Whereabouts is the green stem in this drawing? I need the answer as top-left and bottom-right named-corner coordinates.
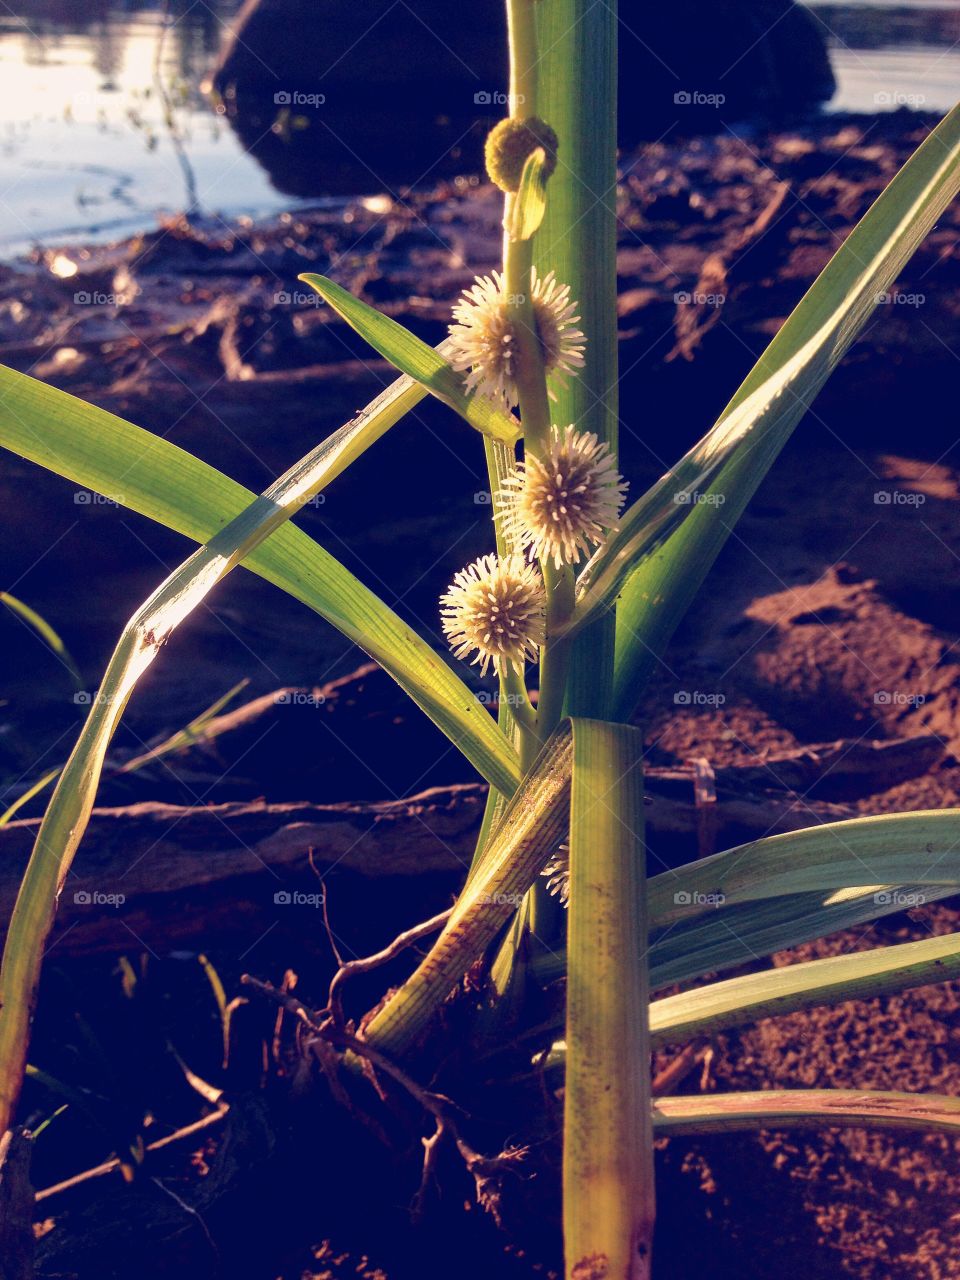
top-left (507, 0), bottom-right (539, 118)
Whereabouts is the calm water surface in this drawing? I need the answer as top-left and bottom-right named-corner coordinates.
top-left (0, 0), bottom-right (958, 257)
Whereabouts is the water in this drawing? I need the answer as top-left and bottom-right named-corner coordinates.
top-left (0, 0), bottom-right (958, 258)
top-left (0, 1), bottom-right (289, 255)
top-left (806, 0), bottom-right (960, 113)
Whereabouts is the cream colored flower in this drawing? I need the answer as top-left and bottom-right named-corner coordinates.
top-left (440, 553), bottom-right (546, 677)
top-left (448, 269), bottom-right (585, 409)
top-left (500, 424), bottom-right (627, 568)
top-left (542, 844), bottom-right (570, 907)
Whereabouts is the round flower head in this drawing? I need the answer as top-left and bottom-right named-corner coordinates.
top-left (500, 425), bottom-right (628, 569)
top-left (448, 269), bottom-right (585, 410)
top-left (440, 553), bottom-right (546, 678)
top-left (484, 116), bottom-right (559, 193)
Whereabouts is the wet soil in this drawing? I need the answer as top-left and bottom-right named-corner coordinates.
top-left (5, 110), bottom-right (960, 1278)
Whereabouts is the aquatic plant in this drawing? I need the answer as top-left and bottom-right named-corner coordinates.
top-left (4, 3), bottom-right (960, 1275)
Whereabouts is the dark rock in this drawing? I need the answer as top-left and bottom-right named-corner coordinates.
top-left (208, 0), bottom-right (834, 195)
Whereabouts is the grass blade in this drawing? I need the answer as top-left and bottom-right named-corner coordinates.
top-left (610, 101), bottom-right (960, 714)
top-left (649, 809), bottom-right (960, 925)
top-left (0, 361), bottom-right (519, 797)
top-left (362, 722), bottom-right (573, 1060)
top-left (0, 379), bottom-right (520, 1134)
top-left (647, 930), bottom-right (960, 1048)
top-left (1, 591), bottom-right (82, 689)
top-left (652, 1090), bottom-right (960, 1136)
top-left (298, 276), bottom-right (519, 444)
top-left (543, 929), bottom-right (960, 1065)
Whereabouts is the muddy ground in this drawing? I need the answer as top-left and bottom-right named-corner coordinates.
top-left (4, 110), bottom-right (960, 1277)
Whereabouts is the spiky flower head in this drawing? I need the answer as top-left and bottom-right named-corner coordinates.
top-left (448, 270), bottom-right (585, 410)
top-left (542, 844), bottom-right (570, 907)
top-left (440, 553), bottom-right (546, 677)
top-left (484, 116), bottom-right (559, 193)
top-left (500, 425), bottom-right (628, 569)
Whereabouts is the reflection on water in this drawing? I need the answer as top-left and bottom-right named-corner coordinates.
top-left (0, 0), bottom-right (287, 254)
top-left (807, 0), bottom-right (960, 111)
top-left (0, 0), bottom-right (958, 256)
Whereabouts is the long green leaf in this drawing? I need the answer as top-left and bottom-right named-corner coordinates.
top-left (611, 101), bottom-right (960, 714)
top-left (652, 1089), bottom-right (960, 1136)
top-left (650, 809), bottom-right (960, 925)
top-left (564, 720), bottom-right (654, 1280)
top-left (0, 370), bottom-right (519, 1134)
top-left (298, 276), bottom-right (519, 444)
top-left (542, 929), bottom-right (960, 1066)
top-left (0, 362), bottom-right (519, 797)
top-left (363, 722), bottom-right (573, 1059)
top-left (648, 929), bottom-right (960, 1047)
top-left (534, 810), bottom-right (960, 991)
top-left (647, 882), bottom-right (958, 992)
top-left (1, 590), bottom-right (82, 688)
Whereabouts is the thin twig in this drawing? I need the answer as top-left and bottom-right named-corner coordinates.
top-left (36, 1108), bottom-right (228, 1201)
top-left (327, 908), bottom-right (452, 1027)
